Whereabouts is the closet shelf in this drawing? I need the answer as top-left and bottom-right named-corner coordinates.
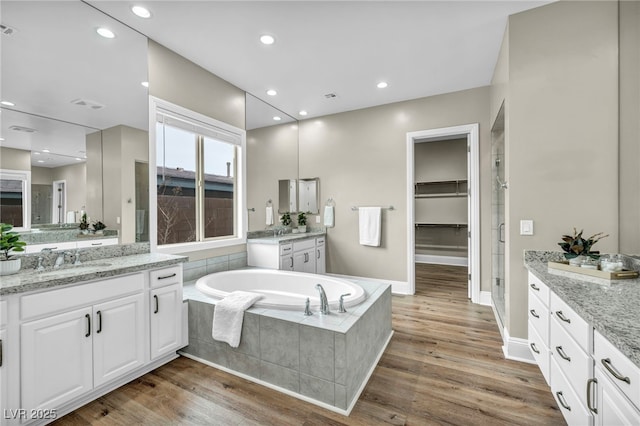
top-left (415, 223), bottom-right (468, 228)
top-left (415, 244), bottom-right (467, 251)
top-left (415, 193), bottom-right (467, 199)
top-left (415, 179), bottom-right (468, 197)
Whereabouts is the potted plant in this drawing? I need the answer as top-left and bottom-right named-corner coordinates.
top-left (79, 213), bottom-right (90, 235)
top-left (0, 223), bottom-right (26, 275)
top-left (93, 220), bottom-right (106, 235)
top-left (558, 228), bottom-right (609, 266)
top-left (280, 212), bottom-right (291, 227)
top-left (297, 211), bottom-right (307, 233)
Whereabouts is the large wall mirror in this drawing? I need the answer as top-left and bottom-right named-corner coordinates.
top-left (246, 94), bottom-right (299, 231)
top-left (0, 1), bottom-right (149, 243)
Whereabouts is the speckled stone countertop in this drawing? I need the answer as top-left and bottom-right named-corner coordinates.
top-left (1, 251), bottom-right (186, 296)
top-left (247, 230), bottom-right (325, 245)
top-left (524, 250), bottom-right (640, 369)
top-left (19, 228), bottom-right (118, 244)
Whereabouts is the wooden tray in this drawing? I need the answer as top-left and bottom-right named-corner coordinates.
top-left (548, 261), bottom-right (639, 280)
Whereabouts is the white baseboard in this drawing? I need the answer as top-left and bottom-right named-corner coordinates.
top-left (479, 290), bottom-right (492, 306)
top-left (415, 254), bottom-right (468, 267)
top-left (327, 273), bottom-right (411, 295)
top-left (502, 328), bottom-right (536, 364)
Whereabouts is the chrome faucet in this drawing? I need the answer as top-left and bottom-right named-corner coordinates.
top-left (315, 284), bottom-right (330, 315)
top-left (35, 256), bottom-right (45, 271)
top-left (54, 252), bottom-right (70, 268)
top-left (338, 293), bottom-right (351, 313)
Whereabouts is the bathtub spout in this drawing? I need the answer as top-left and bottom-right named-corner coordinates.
top-left (315, 284), bottom-right (330, 315)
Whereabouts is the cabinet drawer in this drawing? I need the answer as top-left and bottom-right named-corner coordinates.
top-left (150, 265), bottom-right (182, 288)
top-left (316, 237), bottom-right (325, 247)
top-left (550, 358), bottom-right (592, 426)
top-left (279, 243), bottom-right (293, 256)
top-left (21, 273), bottom-right (145, 320)
top-left (550, 292), bottom-right (591, 353)
top-left (0, 300), bottom-right (6, 327)
top-left (528, 289), bottom-right (549, 343)
top-left (76, 238), bottom-right (118, 248)
top-left (550, 315), bottom-right (592, 395)
top-left (594, 330), bottom-right (640, 408)
top-left (528, 272), bottom-right (549, 307)
top-left (292, 238), bottom-right (315, 252)
top-left (528, 321), bottom-right (550, 385)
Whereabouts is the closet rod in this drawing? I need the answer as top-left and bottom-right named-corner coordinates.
top-left (351, 206), bottom-right (395, 211)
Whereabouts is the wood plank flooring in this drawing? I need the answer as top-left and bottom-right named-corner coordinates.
top-left (53, 264), bottom-right (564, 425)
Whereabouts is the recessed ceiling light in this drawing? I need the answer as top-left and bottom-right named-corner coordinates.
top-left (141, 81), bottom-right (149, 88)
top-left (260, 35), bottom-right (275, 45)
top-left (37, 160), bottom-right (44, 163)
top-left (266, 89), bottom-right (277, 96)
top-left (273, 116), bottom-right (282, 121)
top-left (0, 100), bottom-right (15, 106)
top-left (377, 82), bottom-right (388, 89)
top-left (75, 157), bottom-right (83, 161)
top-left (42, 149), bottom-right (50, 153)
top-left (0, 138), bottom-right (5, 141)
top-left (131, 5), bottom-right (151, 18)
top-left (96, 27), bottom-right (115, 39)
top-left (33, 152), bottom-right (40, 155)
top-left (299, 110), bottom-right (308, 116)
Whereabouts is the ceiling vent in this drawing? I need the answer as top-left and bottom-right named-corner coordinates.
top-left (9, 125), bottom-right (37, 133)
top-left (70, 98), bottom-right (105, 110)
top-left (324, 93), bottom-right (338, 99)
top-left (0, 24), bottom-right (17, 36)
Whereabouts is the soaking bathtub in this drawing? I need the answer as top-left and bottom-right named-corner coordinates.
top-left (195, 268), bottom-right (367, 310)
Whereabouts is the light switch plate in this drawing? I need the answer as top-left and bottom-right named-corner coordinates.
top-left (315, 216), bottom-right (320, 224)
top-left (520, 219), bottom-right (534, 235)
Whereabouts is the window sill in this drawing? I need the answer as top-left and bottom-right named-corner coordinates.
top-left (157, 236), bottom-right (247, 255)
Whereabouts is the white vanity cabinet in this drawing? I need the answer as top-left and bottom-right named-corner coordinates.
top-left (24, 238), bottom-right (118, 254)
top-left (527, 273), bottom-right (550, 383)
top-left (248, 235), bottom-right (326, 274)
top-left (149, 266), bottom-right (184, 360)
top-left (593, 330), bottom-right (640, 425)
top-left (1, 300), bottom-right (7, 426)
top-left (20, 274), bottom-right (146, 412)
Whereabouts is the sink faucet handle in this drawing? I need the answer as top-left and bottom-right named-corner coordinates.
top-left (304, 297), bottom-right (313, 316)
top-left (338, 293), bottom-right (352, 313)
top-left (35, 256), bottom-right (45, 271)
top-left (73, 249), bottom-right (82, 265)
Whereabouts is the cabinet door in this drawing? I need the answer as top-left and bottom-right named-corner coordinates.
top-left (316, 244), bottom-right (326, 274)
top-left (0, 328), bottom-right (6, 426)
top-left (21, 307), bottom-right (93, 411)
top-left (293, 249), bottom-right (315, 273)
top-left (150, 284), bottom-right (183, 359)
top-left (279, 255), bottom-right (294, 271)
top-left (93, 293), bottom-right (146, 387)
top-left (596, 367), bottom-right (640, 426)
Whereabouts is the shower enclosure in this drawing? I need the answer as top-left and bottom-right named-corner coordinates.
top-left (491, 105), bottom-right (506, 328)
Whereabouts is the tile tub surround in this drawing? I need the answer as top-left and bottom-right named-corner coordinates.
top-left (181, 279), bottom-right (393, 414)
top-left (247, 228), bottom-right (326, 244)
top-left (182, 252), bottom-right (248, 282)
top-left (1, 243), bottom-right (185, 295)
top-left (524, 250), bottom-right (640, 369)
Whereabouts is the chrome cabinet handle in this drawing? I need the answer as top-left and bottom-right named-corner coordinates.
top-left (85, 314), bottom-right (91, 337)
top-left (0, 339), bottom-right (3, 367)
top-left (289, 258), bottom-right (294, 268)
top-left (556, 346), bottom-right (571, 362)
top-left (304, 253), bottom-right (309, 263)
top-left (601, 358), bottom-right (631, 384)
top-left (91, 242), bottom-right (102, 246)
top-left (530, 283), bottom-right (540, 291)
top-left (530, 342), bottom-right (540, 354)
top-left (317, 249), bottom-right (320, 259)
top-left (158, 273), bottom-right (177, 280)
top-left (587, 378), bottom-right (598, 414)
top-left (96, 311), bottom-right (102, 334)
top-left (498, 223), bottom-right (505, 243)
top-left (154, 294), bottom-right (159, 314)
top-left (555, 391), bottom-right (571, 411)
top-left (556, 311), bottom-right (571, 323)
top-left (529, 309), bottom-right (539, 319)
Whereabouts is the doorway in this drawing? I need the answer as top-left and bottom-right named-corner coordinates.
top-left (406, 124), bottom-right (480, 302)
top-left (52, 180), bottom-right (66, 224)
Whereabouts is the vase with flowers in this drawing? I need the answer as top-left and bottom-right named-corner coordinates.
top-left (558, 228), bottom-right (609, 266)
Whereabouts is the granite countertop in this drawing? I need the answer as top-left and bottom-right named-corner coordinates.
top-left (247, 231), bottom-right (325, 245)
top-left (19, 228), bottom-right (118, 244)
top-left (524, 251), bottom-right (640, 369)
top-left (1, 252), bottom-right (186, 296)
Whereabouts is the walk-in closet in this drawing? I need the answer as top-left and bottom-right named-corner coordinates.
top-left (414, 138), bottom-right (468, 266)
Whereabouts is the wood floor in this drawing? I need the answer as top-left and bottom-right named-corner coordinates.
top-left (53, 264), bottom-right (564, 425)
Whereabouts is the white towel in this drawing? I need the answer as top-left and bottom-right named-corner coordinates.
top-left (66, 211), bottom-right (76, 223)
top-left (265, 206), bottom-right (274, 226)
top-left (136, 210), bottom-right (145, 234)
top-left (359, 207), bottom-right (381, 247)
top-left (212, 291), bottom-right (263, 348)
top-left (324, 206), bottom-right (334, 228)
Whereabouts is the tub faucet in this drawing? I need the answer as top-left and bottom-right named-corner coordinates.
top-left (315, 284), bottom-right (330, 315)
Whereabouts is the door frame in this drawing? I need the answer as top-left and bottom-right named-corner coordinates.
top-left (406, 123), bottom-right (480, 302)
top-left (52, 179), bottom-right (67, 224)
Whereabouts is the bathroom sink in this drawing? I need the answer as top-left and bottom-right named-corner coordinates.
top-left (34, 263), bottom-right (113, 276)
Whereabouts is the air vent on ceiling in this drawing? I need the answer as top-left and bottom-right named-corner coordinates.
top-left (9, 125), bottom-right (37, 133)
top-left (0, 24), bottom-right (18, 36)
top-left (70, 98), bottom-right (105, 110)
top-left (324, 93), bottom-right (338, 99)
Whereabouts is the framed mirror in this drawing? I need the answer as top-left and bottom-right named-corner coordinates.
top-left (0, 1), bottom-right (149, 243)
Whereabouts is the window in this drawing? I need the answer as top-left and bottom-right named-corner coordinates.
top-left (150, 98), bottom-right (246, 252)
top-left (0, 169), bottom-right (31, 230)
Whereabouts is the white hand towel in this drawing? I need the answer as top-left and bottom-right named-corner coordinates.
top-left (324, 206), bottom-right (335, 228)
top-left (212, 291), bottom-right (263, 348)
top-left (66, 211), bottom-right (76, 224)
top-left (265, 206), bottom-right (274, 226)
top-left (359, 207), bottom-right (381, 247)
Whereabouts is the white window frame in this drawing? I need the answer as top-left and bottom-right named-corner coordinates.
top-left (149, 97), bottom-right (247, 254)
top-left (0, 169), bottom-right (31, 231)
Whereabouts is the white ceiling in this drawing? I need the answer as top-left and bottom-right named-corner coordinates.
top-left (90, 0), bottom-right (551, 121)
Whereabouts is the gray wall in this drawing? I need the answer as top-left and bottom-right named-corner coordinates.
top-left (299, 87), bottom-right (492, 287)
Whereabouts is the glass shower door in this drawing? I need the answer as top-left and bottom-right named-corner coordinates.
top-left (491, 107), bottom-right (506, 327)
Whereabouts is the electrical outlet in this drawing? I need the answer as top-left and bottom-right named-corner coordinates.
top-left (520, 220), bottom-right (533, 235)
top-left (315, 216), bottom-right (320, 224)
